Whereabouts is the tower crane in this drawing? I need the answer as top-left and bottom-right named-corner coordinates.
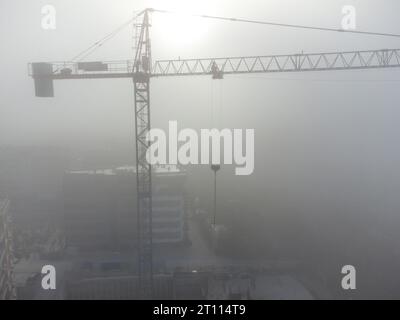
top-left (29, 8), bottom-right (400, 299)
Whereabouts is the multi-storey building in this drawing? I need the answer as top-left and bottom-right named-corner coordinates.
top-left (0, 198), bottom-right (16, 300)
top-left (63, 165), bottom-right (187, 250)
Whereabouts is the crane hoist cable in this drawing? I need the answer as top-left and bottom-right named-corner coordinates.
top-left (68, 8), bottom-right (400, 66)
top-left (211, 80), bottom-right (215, 127)
top-left (69, 7), bottom-right (400, 65)
top-left (218, 80), bottom-right (223, 128)
top-left (51, 14), bottom-right (137, 74)
top-left (69, 11), bottom-right (146, 63)
top-left (210, 79), bottom-right (224, 129)
top-left (153, 8), bottom-right (400, 39)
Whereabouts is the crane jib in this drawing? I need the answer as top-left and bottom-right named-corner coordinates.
top-left (30, 48), bottom-right (400, 97)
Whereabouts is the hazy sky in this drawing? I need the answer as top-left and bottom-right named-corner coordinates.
top-left (2, 0), bottom-right (400, 146)
top-left (2, 0), bottom-right (400, 226)
top-left (2, 0), bottom-right (400, 144)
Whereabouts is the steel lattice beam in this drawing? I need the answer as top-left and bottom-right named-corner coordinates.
top-left (134, 77), bottom-right (153, 299)
top-left (152, 49), bottom-right (400, 76)
top-left (133, 10), bottom-right (153, 299)
top-left (30, 48), bottom-right (400, 81)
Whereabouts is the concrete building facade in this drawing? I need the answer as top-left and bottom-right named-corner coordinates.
top-left (0, 198), bottom-right (16, 300)
top-left (63, 165), bottom-right (187, 250)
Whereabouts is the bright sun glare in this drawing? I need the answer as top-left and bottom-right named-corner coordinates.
top-left (149, 0), bottom-right (216, 49)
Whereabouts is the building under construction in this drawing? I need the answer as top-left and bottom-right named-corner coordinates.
top-left (0, 197), bottom-right (16, 300)
top-left (63, 165), bottom-right (188, 251)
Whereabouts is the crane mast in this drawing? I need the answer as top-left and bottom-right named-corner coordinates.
top-left (28, 8), bottom-right (400, 299)
top-left (133, 10), bottom-right (153, 299)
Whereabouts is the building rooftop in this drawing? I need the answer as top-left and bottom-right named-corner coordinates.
top-left (68, 165), bottom-right (185, 176)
